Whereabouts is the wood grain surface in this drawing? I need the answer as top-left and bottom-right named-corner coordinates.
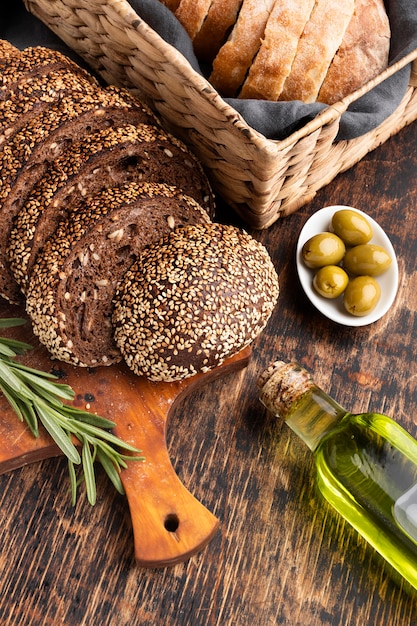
top-left (2, 79), bottom-right (417, 626)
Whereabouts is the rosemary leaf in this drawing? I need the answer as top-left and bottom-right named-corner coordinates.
top-left (0, 359), bottom-right (31, 395)
top-left (66, 418), bottom-right (141, 452)
top-left (96, 447), bottom-right (125, 495)
top-left (59, 404), bottom-right (117, 430)
top-left (0, 382), bottom-right (26, 423)
top-left (35, 400), bottom-right (81, 464)
top-left (19, 401), bottom-right (39, 437)
top-left (10, 359), bottom-right (69, 380)
top-left (16, 370), bottom-right (75, 401)
top-left (0, 318), bottom-right (27, 329)
top-left (0, 343), bottom-right (25, 358)
top-left (81, 439), bottom-right (97, 505)
top-left (0, 317), bottom-right (144, 504)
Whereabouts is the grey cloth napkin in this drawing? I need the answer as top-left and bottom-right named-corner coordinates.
top-left (3, 0), bottom-right (417, 141)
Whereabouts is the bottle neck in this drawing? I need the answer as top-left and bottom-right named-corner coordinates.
top-left (258, 361), bottom-right (348, 451)
top-left (283, 386), bottom-right (347, 451)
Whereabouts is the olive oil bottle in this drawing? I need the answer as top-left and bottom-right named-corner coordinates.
top-left (258, 360), bottom-right (417, 589)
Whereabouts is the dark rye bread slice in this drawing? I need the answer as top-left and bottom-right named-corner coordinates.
top-left (112, 222), bottom-right (279, 382)
top-left (25, 182), bottom-right (211, 367)
top-left (2, 84), bottom-right (157, 218)
top-left (7, 122), bottom-right (215, 299)
top-left (0, 87), bottom-right (159, 303)
top-left (0, 61), bottom-right (99, 145)
top-left (0, 45), bottom-right (94, 100)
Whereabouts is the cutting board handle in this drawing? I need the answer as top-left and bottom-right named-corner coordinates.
top-left (95, 348), bottom-right (251, 567)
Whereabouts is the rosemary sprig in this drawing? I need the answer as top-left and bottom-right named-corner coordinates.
top-left (0, 317), bottom-right (144, 505)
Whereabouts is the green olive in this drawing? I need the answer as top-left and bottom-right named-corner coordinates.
top-left (343, 244), bottom-right (392, 276)
top-left (313, 265), bottom-right (349, 299)
top-left (331, 209), bottom-right (373, 246)
top-left (343, 276), bottom-right (381, 316)
top-left (302, 232), bottom-right (346, 269)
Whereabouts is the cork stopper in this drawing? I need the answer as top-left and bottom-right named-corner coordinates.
top-left (257, 361), bottom-right (315, 420)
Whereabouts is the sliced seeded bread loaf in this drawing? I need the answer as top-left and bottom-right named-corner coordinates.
top-left (113, 222), bottom-right (279, 382)
top-left (7, 121), bottom-right (215, 298)
top-left (0, 40), bottom-right (19, 62)
top-left (0, 88), bottom-right (158, 303)
top-left (25, 182), bottom-right (211, 367)
top-left (0, 61), bottom-right (98, 141)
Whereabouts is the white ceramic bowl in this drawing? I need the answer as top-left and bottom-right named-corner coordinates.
top-left (296, 205), bottom-right (399, 326)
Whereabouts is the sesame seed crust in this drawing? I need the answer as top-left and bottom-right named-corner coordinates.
top-left (112, 223), bottom-right (279, 382)
top-left (25, 182), bottom-right (211, 368)
top-left (0, 40), bottom-right (19, 62)
top-left (0, 46), bottom-right (94, 99)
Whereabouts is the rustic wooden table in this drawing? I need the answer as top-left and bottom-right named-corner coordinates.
top-left (1, 13), bottom-right (417, 620)
top-left (1, 118), bottom-right (417, 626)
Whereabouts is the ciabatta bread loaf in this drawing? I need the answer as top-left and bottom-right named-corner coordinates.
top-left (25, 182), bottom-right (211, 367)
top-left (240, 0), bottom-right (315, 101)
top-left (163, 0), bottom-right (391, 105)
top-left (318, 0), bottom-right (391, 104)
top-left (193, 0), bottom-right (243, 63)
top-left (278, 0), bottom-right (355, 103)
top-left (209, 0), bottom-right (276, 97)
top-left (113, 222), bottom-right (279, 381)
top-left (175, 0), bottom-right (213, 40)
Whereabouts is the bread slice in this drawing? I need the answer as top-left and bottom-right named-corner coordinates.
top-left (0, 87), bottom-right (157, 303)
top-left (209, 0), bottom-right (276, 97)
top-left (0, 46), bottom-right (92, 100)
top-left (7, 122), bottom-right (215, 297)
top-left (175, 0), bottom-right (214, 40)
top-left (0, 65), bottom-right (99, 149)
top-left (193, 0), bottom-right (244, 63)
top-left (239, 0), bottom-right (315, 100)
top-left (318, 0), bottom-right (390, 104)
top-left (279, 0), bottom-right (355, 103)
top-left (25, 182), bottom-right (211, 367)
top-left (113, 222), bottom-right (279, 381)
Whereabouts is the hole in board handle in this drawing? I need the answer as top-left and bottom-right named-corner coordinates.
top-left (164, 513), bottom-right (180, 533)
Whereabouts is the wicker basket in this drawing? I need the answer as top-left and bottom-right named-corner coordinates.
top-left (23, 0), bottom-right (417, 228)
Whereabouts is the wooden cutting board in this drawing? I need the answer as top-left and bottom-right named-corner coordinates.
top-left (0, 300), bottom-right (250, 567)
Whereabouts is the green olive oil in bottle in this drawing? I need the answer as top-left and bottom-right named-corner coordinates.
top-left (258, 360), bottom-right (417, 589)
